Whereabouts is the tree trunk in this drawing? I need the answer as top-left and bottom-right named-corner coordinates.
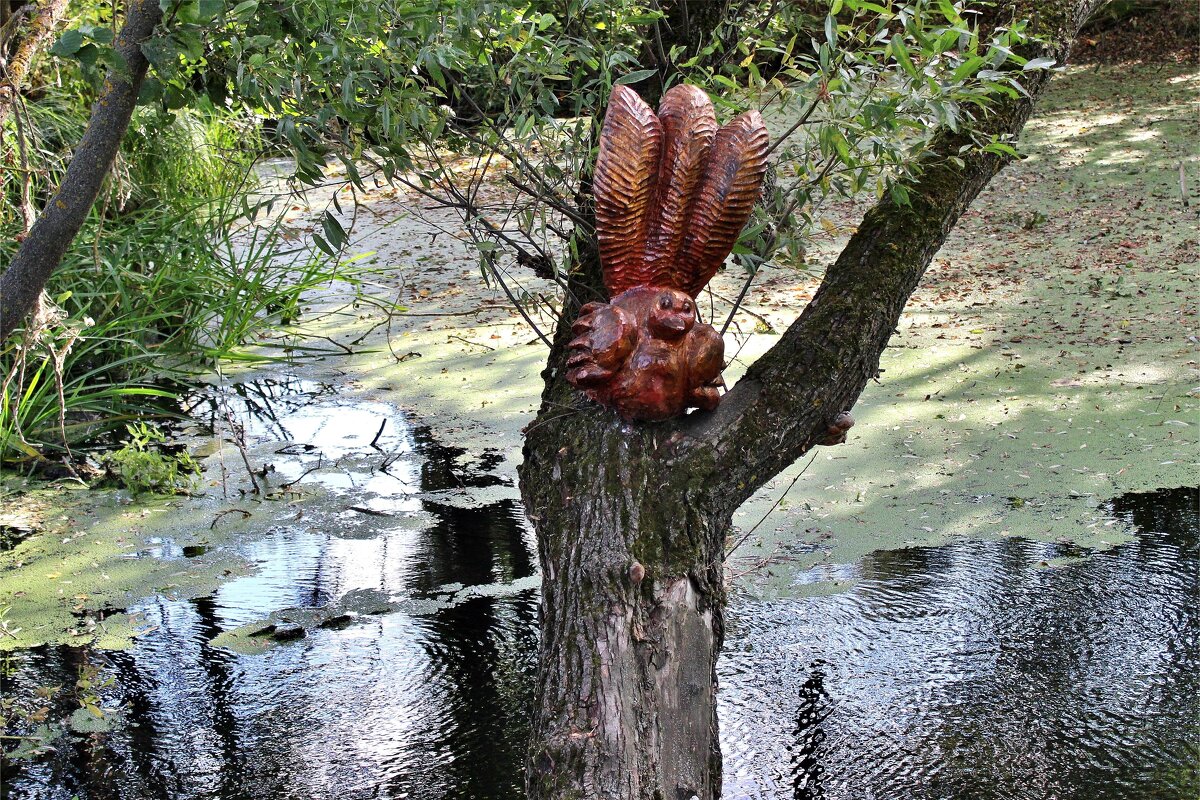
top-left (0, 0), bottom-right (162, 340)
top-left (639, 0), bottom-right (731, 107)
top-left (520, 1), bottom-right (1105, 797)
top-left (521, 410), bottom-right (728, 799)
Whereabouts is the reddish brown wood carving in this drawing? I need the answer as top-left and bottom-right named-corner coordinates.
top-left (568, 84), bottom-right (769, 421)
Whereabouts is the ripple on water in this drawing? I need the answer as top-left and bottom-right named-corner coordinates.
top-left (2, 480), bottom-right (1195, 799)
top-left (719, 486), bottom-right (1200, 800)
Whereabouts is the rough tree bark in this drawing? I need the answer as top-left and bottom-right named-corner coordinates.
top-left (0, 0), bottom-right (70, 127)
top-left (519, 2), bottom-right (1105, 797)
top-left (0, 0), bottom-right (162, 340)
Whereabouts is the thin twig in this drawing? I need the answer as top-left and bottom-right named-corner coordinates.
top-left (448, 334), bottom-right (496, 351)
top-left (12, 97), bottom-right (35, 233)
top-left (765, 91), bottom-right (826, 158)
top-left (210, 508), bottom-right (252, 529)
top-left (348, 506), bottom-right (394, 517)
top-left (314, 335), bottom-right (354, 354)
top-left (369, 419), bottom-right (386, 448)
top-left (718, 270), bottom-right (767, 336)
top-left (216, 367), bottom-right (261, 495)
top-left (280, 455), bottom-right (325, 489)
top-left (725, 452), bottom-right (819, 557)
top-left (719, 153), bottom-right (841, 336)
top-left (392, 305), bottom-right (508, 317)
top-left (484, 258), bottom-right (553, 347)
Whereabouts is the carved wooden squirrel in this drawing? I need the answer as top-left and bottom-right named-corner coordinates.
top-left (566, 84), bottom-right (769, 421)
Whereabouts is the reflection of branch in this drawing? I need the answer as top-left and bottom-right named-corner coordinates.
top-left (217, 369), bottom-right (261, 496)
top-left (348, 506), bottom-right (394, 517)
top-left (390, 303), bottom-right (509, 317)
top-left (314, 335), bottom-right (354, 354)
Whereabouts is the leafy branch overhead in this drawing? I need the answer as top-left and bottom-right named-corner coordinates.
top-left (39, 0), bottom-right (1058, 291)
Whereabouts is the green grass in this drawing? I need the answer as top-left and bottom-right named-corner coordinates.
top-left (1, 103), bottom-right (358, 467)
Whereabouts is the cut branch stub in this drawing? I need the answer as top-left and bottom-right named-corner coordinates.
top-left (575, 84), bottom-right (768, 421)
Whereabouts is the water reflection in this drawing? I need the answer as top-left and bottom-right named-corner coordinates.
top-left (721, 486), bottom-right (1199, 800)
top-left (2, 435), bottom-right (1196, 800)
top-left (3, 380), bottom-right (538, 800)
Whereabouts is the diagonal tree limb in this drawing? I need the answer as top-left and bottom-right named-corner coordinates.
top-left (0, 0), bottom-right (163, 340)
top-left (682, 0), bottom-right (1108, 514)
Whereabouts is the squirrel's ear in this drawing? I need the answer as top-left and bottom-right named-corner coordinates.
top-left (644, 84), bottom-right (717, 288)
top-left (675, 110), bottom-right (770, 298)
top-left (595, 86), bottom-right (663, 297)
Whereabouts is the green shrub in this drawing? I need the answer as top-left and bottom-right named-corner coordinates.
top-left (1, 103), bottom-right (351, 466)
top-left (101, 422), bottom-right (199, 495)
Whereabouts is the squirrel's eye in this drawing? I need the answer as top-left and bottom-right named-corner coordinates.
top-left (682, 302), bottom-right (691, 313)
top-left (659, 296), bottom-right (671, 309)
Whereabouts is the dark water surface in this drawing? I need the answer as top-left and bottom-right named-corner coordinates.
top-left (720, 486), bottom-right (1199, 800)
top-left (2, 387), bottom-right (1195, 799)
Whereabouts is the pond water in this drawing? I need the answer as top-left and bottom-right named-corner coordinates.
top-left (720, 485), bottom-right (1199, 800)
top-left (2, 388), bottom-right (1196, 799)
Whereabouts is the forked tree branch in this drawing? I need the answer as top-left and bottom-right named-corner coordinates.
top-left (682, 0), bottom-right (1108, 515)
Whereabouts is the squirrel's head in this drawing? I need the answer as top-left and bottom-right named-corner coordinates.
top-left (648, 289), bottom-right (696, 340)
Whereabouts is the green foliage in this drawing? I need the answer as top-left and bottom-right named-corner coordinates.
top-left (102, 421), bottom-right (199, 494)
top-left (33, 1), bottom-right (1054, 289)
top-left (5, 0), bottom-right (1055, 465)
top-left (1, 99), bottom-right (351, 463)
top-left (82, 0), bottom-right (1051, 286)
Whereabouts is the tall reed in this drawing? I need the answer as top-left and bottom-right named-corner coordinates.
top-left (1, 104), bottom-right (354, 466)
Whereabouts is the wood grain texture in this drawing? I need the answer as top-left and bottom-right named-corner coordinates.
top-left (594, 86), bottom-right (663, 296)
top-left (644, 85), bottom-right (717, 287)
top-left (593, 86), bottom-right (768, 300)
top-left (675, 110), bottom-right (769, 297)
top-left (566, 287), bottom-right (724, 421)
